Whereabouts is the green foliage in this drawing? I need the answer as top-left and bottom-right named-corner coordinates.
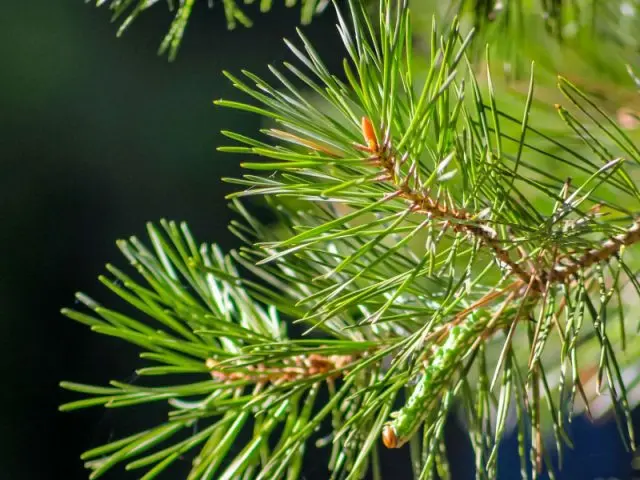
top-left (63, 0), bottom-right (640, 479)
top-left (417, 1), bottom-right (640, 83)
top-left (458, 0), bottom-right (640, 44)
top-left (92, 0), bottom-right (330, 60)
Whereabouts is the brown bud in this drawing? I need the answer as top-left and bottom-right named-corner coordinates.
top-left (382, 424), bottom-right (398, 448)
top-left (361, 116), bottom-right (379, 152)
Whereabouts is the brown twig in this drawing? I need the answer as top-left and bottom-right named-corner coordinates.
top-left (206, 354), bottom-right (354, 385)
top-left (357, 117), bottom-right (536, 287)
top-left (549, 220), bottom-right (640, 283)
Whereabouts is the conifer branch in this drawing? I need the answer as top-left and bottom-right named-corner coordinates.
top-left (92, 0), bottom-right (330, 60)
top-left (62, 1), bottom-right (640, 478)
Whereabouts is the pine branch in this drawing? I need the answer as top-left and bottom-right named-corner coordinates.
top-left (62, 0), bottom-right (640, 478)
top-left (60, 220), bottom-right (390, 478)
top-left (92, 0), bottom-right (330, 60)
top-left (215, 0), bottom-right (640, 475)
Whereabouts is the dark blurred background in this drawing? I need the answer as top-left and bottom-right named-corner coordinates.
top-left (0, 1), bottom-right (638, 479)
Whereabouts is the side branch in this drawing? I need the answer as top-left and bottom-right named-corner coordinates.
top-left (549, 220), bottom-right (640, 283)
